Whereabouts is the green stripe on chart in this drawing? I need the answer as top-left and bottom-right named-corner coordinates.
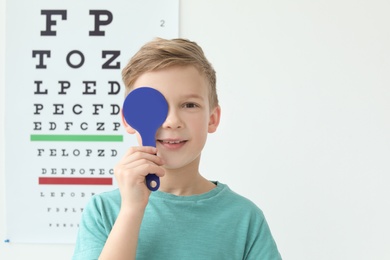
top-left (30, 134), bottom-right (123, 142)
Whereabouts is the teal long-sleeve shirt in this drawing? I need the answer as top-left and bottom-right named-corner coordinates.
top-left (73, 182), bottom-right (282, 260)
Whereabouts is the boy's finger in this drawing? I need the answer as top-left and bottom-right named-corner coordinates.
top-left (121, 151), bottom-right (164, 166)
top-left (125, 146), bottom-right (157, 156)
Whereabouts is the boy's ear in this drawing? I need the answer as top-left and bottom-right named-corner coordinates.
top-left (121, 108), bottom-right (136, 134)
top-left (208, 105), bottom-right (221, 133)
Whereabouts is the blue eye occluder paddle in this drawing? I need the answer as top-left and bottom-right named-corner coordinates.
top-left (122, 87), bottom-right (168, 191)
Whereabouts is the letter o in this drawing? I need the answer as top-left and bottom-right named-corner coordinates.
top-left (66, 50), bottom-right (85, 68)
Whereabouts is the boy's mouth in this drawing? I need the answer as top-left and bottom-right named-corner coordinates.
top-left (159, 140), bottom-right (186, 144)
top-left (157, 139), bottom-right (188, 149)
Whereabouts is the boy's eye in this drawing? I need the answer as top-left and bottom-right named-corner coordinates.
top-left (183, 102), bottom-right (198, 108)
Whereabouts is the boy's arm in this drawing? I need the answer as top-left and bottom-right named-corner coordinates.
top-left (99, 146), bottom-right (165, 260)
top-left (98, 206), bottom-right (145, 260)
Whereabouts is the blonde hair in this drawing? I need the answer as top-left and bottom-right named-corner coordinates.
top-left (122, 38), bottom-right (218, 108)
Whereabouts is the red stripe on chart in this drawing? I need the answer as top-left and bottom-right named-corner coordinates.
top-left (39, 177), bottom-right (112, 185)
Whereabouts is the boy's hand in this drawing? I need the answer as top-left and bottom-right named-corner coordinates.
top-left (114, 146), bottom-right (165, 211)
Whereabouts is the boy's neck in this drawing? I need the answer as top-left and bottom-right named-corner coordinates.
top-left (159, 166), bottom-right (216, 196)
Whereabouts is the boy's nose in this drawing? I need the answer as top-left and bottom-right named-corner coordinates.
top-left (161, 108), bottom-right (183, 129)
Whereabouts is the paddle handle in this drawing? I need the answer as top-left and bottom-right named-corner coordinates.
top-left (146, 174), bottom-right (160, 191)
top-left (142, 133), bottom-right (160, 191)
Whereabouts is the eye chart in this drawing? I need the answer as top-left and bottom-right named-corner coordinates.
top-left (5, 0), bottom-right (178, 243)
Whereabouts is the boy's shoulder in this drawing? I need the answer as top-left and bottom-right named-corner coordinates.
top-left (86, 188), bottom-right (121, 213)
top-left (217, 182), bottom-right (265, 214)
top-left (93, 188), bottom-right (121, 201)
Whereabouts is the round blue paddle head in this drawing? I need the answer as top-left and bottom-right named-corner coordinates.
top-left (122, 87), bottom-right (168, 191)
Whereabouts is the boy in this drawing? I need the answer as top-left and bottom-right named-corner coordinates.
top-left (73, 38), bottom-right (281, 259)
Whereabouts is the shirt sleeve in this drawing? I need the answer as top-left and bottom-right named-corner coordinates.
top-left (72, 195), bottom-right (110, 260)
top-left (245, 209), bottom-right (282, 260)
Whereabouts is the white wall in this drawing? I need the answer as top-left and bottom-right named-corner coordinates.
top-left (1, 0), bottom-right (390, 259)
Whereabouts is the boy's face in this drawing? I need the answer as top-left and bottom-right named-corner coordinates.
top-left (124, 65), bottom-right (220, 171)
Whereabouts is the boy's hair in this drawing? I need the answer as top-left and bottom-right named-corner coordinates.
top-left (122, 38), bottom-right (218, 108)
